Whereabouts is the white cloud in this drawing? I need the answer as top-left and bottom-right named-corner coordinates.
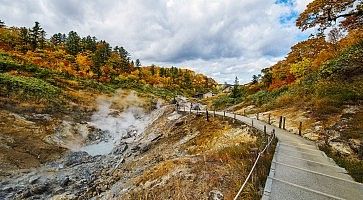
top-left (0, 0), bottom-right (313, 83)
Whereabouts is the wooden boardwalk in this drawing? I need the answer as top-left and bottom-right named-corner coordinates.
top-left (187, 109), bottom-right (363, 200)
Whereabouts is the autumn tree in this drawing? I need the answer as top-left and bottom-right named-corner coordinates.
top-left (297, 0), bottom-right (363, 31)
top-left (65, 31), bottom-right (81, 55)
top-left (260, 68), bottom-right (272, 88)
top-left (290, 58), bottom-right (312, 79)
top-left (328, 27), bottom-right (344, 51)
top-left (76, 53), bottom-right (92, 77)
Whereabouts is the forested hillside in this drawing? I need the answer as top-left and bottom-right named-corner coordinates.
top-left (0, 20), bottom-right (216, 108)
top-left (210, 0), bottom-right (363, 182)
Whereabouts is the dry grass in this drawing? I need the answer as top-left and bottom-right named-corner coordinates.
top-left (119, 114), bottom-right (274, 200)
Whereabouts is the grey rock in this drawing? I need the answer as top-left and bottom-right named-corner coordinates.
top-left (64, 151), bottom-right (93, 167)
top-left (208, 190), bottom-right (224, 200)
top-left (30, 184), bottom-right (48, 195)
top-left (29, 176), bottom-right (40, 184)
top-left (112, 143), bottom-right (128, 155)
top-left (60, 176), bottom-right (70, 187)
top-left (140, 143), bottom-right (151, 153)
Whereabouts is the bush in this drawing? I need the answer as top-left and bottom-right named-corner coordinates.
top-left (249, 86), bottom-right (288, 106)
top-left (314, 81), bottom-right (359, 103)
top-left (0, 73), bottom-right (61, 99)
top-left (320, 40), bottom-right (363, 80)
top-left (212, 95), bottom-right (239, 109)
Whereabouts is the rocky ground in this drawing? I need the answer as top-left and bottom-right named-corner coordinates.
top-left (238, 105), bottom-right (363, 159)
top-left (0, 93), bottom-right (273, 200)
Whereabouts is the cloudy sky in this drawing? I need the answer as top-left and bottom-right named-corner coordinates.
top-left (0, 0), bottom-right (312, 83)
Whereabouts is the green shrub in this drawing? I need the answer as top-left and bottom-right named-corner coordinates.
top-left (320, 40), bottom-right (363, 80)
top-left (0, 73), bottom-right (60, 99)
top-left (249, 86), bottom-right (288, 106)
top-left (212, 95), bottom-right (237, 109)
top-left (314, 81), bottom-right (359, 103)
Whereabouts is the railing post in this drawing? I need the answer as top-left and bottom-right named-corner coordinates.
top-left (256, 113), bottom-right (259, 120)
top-left (176, 104), bottom-right (179, 113)
top-left (251, 119), bottom-right (254, 128)
top-left (206, 108), bottom-right (209, 121)
top-left (213, 109), bottom-right (216, 117)
top-left (299, 122), bottom-right (302, 136)
top-left (264, 125), bottom-right (266, 138)
top-left (268, 113), bottom-right (271, 125)
top-left (223, 111), bottom-right (226, 120)
top-left (283, 117), bottom-right (286, 130)
top-left (279, 116), bottom-right (282, 128)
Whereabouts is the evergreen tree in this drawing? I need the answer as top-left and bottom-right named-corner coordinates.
top-left (65, 31), bottom-right (81, 55)
top-left (81, 35), bottom-right (97, 52)
top-left (150, 64), bottom-right (155, 76)
top-left (0, 20), bottom-right (5, 28)
top-left (135, 59), bottom-right (141, 67)
top-left (51, 33), bottom-right (66, 46)
top-left (183, 71), bottom-right (192, 88)
top-left (252, 74), bottom-right (259, 84)
top-left (114, 46), bottom-right (131, 73)
top-left (231, 76), bottom-right (242, 98)
top-left (29, 22), bottom-right (43, 50)
top-left (39, 30), bottom-right (46, 49)
top-left (92, 40), bottom-right (111, 77)
top-left (159, 68), bottom-right (165, 77)
top-left (19, 27), bottom-right (30, 52)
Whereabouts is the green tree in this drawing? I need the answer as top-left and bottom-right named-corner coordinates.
top-left (0, 20), bottom-right (5, 28)
top-left (252, 74), bottom-right (259, 84)
top-left (19, 27), bottom-right (30, 52)
top-left (230, 76), bottom-right (242, 98)
top-left (29, 22), bottom-right (43, 50)
top-left (92, 40), bottom-right (111, 77)
top-left (114, 46), bottom-right (131, 73)
top-left (81, 35), bottom-right (97, 52)
top-left (261, 68), bottom-right (272, 88)
top-left (150, 64), bottom-right (155, 76)
top-left (39, 30), bottom-right (46, 49)
top-left (50, 33), bottom-right (67, 46)
top-left (159, 68), bottom-right (165, 77)
top-left (65, 31), bottom-right (81, 55)
top-left (135, 59), bottom-right (141, 67)
top-left (183, 71), bottom-right (192, 88)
